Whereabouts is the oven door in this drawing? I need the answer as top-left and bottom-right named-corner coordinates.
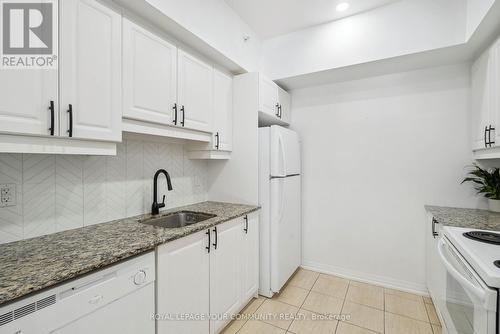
top-left (435, 237), bottom-right (497, 334)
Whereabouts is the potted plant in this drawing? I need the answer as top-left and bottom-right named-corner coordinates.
top-left (462, 164), bottom-right (500, 212)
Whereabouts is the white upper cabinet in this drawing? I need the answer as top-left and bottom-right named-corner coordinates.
top-left (178, 50), bottom-right (213, 133)
top-left (472, 37), bottom-right (500, 158)
top-left (471, 50), bottom-right (492, 151)
top-left (258, 73), bottom-right (291, 126)
top-left (60, 0), bottom-right (122, 142)
top-left (123, 19), bottom-right (177, 125)
top-left (259, 74), bottom-right (279, 118)
top-left (212, 69), bottom-right (233, 151)
top-left (278, 86), bottom-right (292, 124)
top-left (0, 70), bottom-right (58, 137)
top-left (490, 39), bottom-right (500, 147)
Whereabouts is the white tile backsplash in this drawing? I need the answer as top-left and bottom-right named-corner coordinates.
top-left (0, 154), bottom-right (23, 243)
top-left (0, 139), bottom-right (208, 244)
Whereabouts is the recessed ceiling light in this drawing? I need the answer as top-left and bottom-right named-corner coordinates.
top-left (336, 2), bottom-right (350, 12)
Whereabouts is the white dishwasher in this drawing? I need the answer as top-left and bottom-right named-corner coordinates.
top-left (0, 252), bottom-right (155, 334)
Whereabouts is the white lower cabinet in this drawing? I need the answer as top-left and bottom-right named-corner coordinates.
top-left (157, 230), bottom-right (211, 334)
top-left (242, 213), bottom-right (259, 302)
top-left (156, 212), bottom-right (259, 334)
top-left (209, 219), bottom-right (243, 334)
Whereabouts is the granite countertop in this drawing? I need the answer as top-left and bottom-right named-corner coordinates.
top-left (0, 201), bottom-right (259, 306)
top-left (425, 205), bottom-right (500, 232)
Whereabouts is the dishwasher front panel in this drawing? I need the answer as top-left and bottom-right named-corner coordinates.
top-left (0, 252), bottom-right (155, 334)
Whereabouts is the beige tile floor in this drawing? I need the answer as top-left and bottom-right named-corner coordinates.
top-left (222, 269), bottom-right (441, 334)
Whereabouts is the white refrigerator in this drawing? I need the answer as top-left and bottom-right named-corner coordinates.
top-left (259, 125), bottom-right (301, 298)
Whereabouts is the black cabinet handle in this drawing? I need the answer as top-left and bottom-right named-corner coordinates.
top-left (212, 227), bottom-right (218, 250)
top-left (485, 126), bottom-right (489, 148)
top-left (432, 218), bottom-right (439, 238)
top-left (244, 215), bottom-right (248, 234)
top-left (215, 132), bottom-right (220, 150)
top-left (206, 230), bottom-right (211, 253)
top-left (173, 103), bottom-right (178, 125)
top-left (275, 103), bottom-right (280, 117)
top-left (67, 104), bottom-right (73, 138)
top-left (181, 105), bottom-right (185, 127)
top-left (48, 101), bottom-right (55, 136)
top-left (489, 125), bottom-right (496, 147)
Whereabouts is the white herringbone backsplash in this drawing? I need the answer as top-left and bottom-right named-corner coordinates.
top-left (0, 139), bottom-right (208, 244)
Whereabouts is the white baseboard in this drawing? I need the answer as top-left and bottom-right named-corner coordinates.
top-left (301, 261), bottom-right (429, 296)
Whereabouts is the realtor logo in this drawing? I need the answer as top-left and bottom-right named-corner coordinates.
top-left (1, 0), bottom-right (58, 69)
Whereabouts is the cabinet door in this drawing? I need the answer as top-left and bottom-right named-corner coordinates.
top-left (60, 0), bottom-right (122, 142)
top-left (425, 215), bottom-right (447, 331)
top-left (123, 19), bottom-right (177, 125)
top-left (157, 230), bottom-right (210, 334)
top-left (0, 69), bottom-right (58, 136)
top-left (213, 69), bottom-right (233, 151)
top-left (491, 39), bottom-right (500, 147)
top-left (210, 219), bottom-right (242, 334)
top-left (471, 48), bottom-right (492, 150)
top-left (178, 50), bottom-right (213, 132)
top-left (278, 86), bottom-right (291, 124)
top-left (259, 74), bottom-right (279, 117)
top-left (242, 213), bottom-right (259, 302)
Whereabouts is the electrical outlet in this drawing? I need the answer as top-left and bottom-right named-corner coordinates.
top-left (0, 184), bottom-right (16, 207)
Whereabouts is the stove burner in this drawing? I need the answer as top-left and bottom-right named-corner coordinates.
top-left (464, 231), bottom-right (500, 245)
top-left (495, 261), bottom-right (500, 269)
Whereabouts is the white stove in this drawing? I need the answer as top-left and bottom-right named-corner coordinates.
top-left (444, 226), bottom-right (500, 288)
top-left (430, 225), bottom-right (500, 334)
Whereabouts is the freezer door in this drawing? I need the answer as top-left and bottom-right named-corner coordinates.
top-left (270, 126), bottom-right (301, 177)
top-left (270, 175), bottom-right (301, 293)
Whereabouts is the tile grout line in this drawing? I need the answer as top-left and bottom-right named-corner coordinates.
top-left (334, 279), bottom-right (351, 334)
top-left (234, 270), bottom-right (435, 334)
top-left (423, 301), bottom-right (431, 323)
top-left (234, 297), bottom-right (266, 334)
top-left (383, 283), bottom-right (385, 334)
top-left (286, 272), bottom-right (320, 334)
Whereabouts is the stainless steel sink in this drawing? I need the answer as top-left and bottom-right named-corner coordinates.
top-left (140, 211), bottom-right (216, 228)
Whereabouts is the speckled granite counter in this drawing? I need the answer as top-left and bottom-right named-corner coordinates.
top-left (425, 205), bottom-right (500, 232)
top-left (0, 201), bottom-right (259, 306)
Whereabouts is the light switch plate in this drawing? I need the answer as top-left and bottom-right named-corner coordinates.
top-left (0, 184), bottom-right (16, 207)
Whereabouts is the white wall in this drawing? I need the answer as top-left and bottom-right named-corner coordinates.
top-left (145, 0), bottom-right (262, 72)
top-left (466, 0), bottom-right (496, 39)
top-left (291, 64), bottom-right (479, 293)
top-left (0, 138), bottom-right (208, 244)
top-left (260, 0), bottom-right (467, 80)
top-left (207, 73), bottom-right (259, 205)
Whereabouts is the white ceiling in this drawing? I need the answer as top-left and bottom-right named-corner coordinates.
top-left (225, 0), bottom-right (402, 39)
